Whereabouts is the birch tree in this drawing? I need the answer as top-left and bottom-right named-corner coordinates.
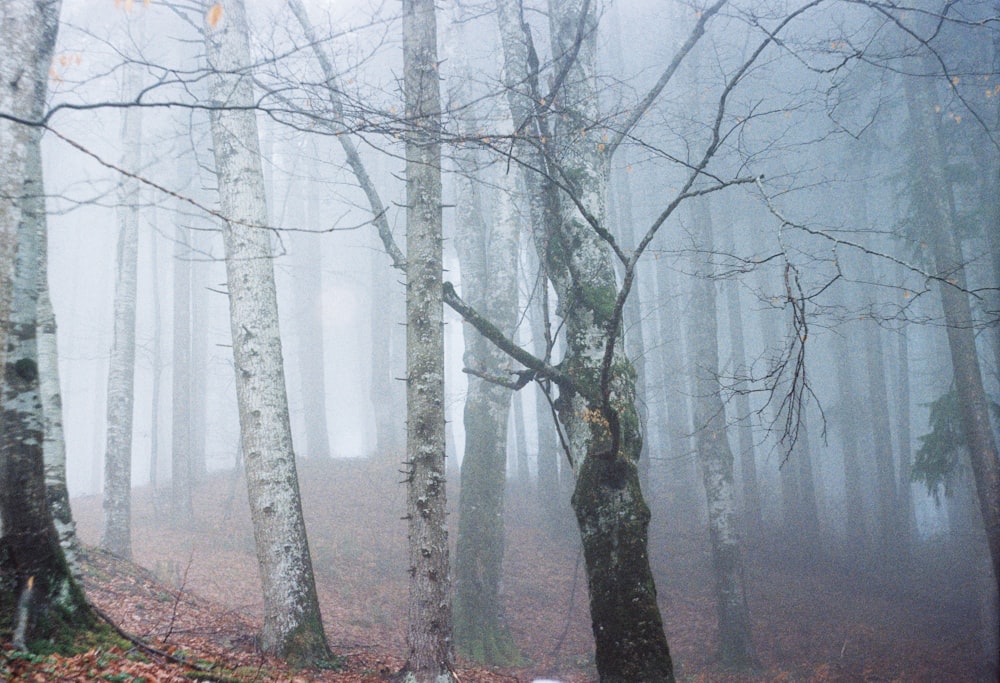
top-left (686, 197), bottom-right (755, 665)
top-left (0, 0), bottom-right (96, 647)
top-left (203, 0), bottom-right (330, 664)
top-left (101, 56), bottom-right (142, 560)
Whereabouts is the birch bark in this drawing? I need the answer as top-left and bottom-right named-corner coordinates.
top-left (0, 0), bottom-right (95, 644)
top-left (204, 0), bottom-right (330, 663)
top-left (101, 61), bottom-right (142, 560)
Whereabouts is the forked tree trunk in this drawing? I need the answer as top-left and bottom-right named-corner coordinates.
top-left (545, 1), bottom-right (674, 679)
top-left (204, 0), bottom-right (330, 664)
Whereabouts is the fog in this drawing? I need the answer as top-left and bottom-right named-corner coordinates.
top-left (20, 0), bottom-right (1000, 679)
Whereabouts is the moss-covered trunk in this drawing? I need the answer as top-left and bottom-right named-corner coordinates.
top-left (572, 452), bottom-right (673, 681)
top-left (0, 0), bottom-right (96, 643)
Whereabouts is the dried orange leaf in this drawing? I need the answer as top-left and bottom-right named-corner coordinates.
top-left (206, 2), bottom-right (223, 28)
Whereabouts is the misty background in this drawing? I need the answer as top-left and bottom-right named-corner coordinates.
top-left (27, 0), bottom-right (1000, 678)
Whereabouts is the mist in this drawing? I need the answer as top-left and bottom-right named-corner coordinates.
top-left (1, 0), bottom-right (996, 680)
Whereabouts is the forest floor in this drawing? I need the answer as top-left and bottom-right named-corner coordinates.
top-left (10, 457), bottom-right (991, 682)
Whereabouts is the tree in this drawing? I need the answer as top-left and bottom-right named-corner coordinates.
top-left (686, 196), bottom-right (756, 666)
top-left (170, 215), bottom-right (194, 526)
top-left (203, 0), bottom-right (331, 664)
top-left (400, 0), bottom-right (453, 678)
top-left (904, 69), bottom-right (1000, 588)
top-left (101, 52), bottom-right (143, 560)
top-left (39, 281), bottom-right (81, 577)
top-left (449, 42), bottom-right (521, 657)
top-left (0, 0), bottom-right (96, 648)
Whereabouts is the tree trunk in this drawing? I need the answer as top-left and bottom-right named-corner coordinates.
top-left (657, 255), bottom-right (700, 524)
top-left (294, 155), bottom-right (331, 460)
top-left (544, 1), bottom-right (674, 678)
top-left (148, 213), bottom-right (163, 488)
top-left (686, 197), bottom-right (756, 666)
top-left (449, 61), bottom-right (520, 659)
top-left (39, 282), bottom-right (81, 578)
top-left (170, 219), bottom-right (194, 525)
top-left (101, 64), bottom-right (142, 560)
top-left (895, 325), bottom-right (915, 545)
top-left (0, 0), bottom-right (96, 644)
top-left (718, 209), bottom-right (762, 538)
top-left (833, 317), bottom-right (868, 552)
top-left (401, 0), bottom-right (453, 679)
top-left (905, 74), bottom-right (1000, 588)
top-left (204, 0), bottom-right (331, 664)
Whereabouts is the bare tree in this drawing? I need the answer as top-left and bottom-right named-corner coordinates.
top-left (204, 0), bottom-right (331, 664)
top-left (0, 0), bottom-right (95, 647)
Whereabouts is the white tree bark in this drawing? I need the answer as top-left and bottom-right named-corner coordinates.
top-left (0, 0), bottom-right (94, 643)
top-left (101, 61), bottom-right (142, 559)
top-left (39, 272), bottom-right (81, 578)
top-left (204, 0), bottom-right (330, 663)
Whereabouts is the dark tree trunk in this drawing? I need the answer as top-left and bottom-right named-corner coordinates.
top-left (906, 74), bottom-right (1000, 588)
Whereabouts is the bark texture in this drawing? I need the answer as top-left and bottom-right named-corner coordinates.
top-left (0, 0), bottom-right (95, 645)
top-left (204, 0), bottom-right (330, 664)
top-left (489, 0), bottom-right (675, 678)
top-left (39, 261), bottom-right (80, 578)
top-left (546, 1), bottom-right (674, 679)
top-left (401, 0), bottom-right (452, 679)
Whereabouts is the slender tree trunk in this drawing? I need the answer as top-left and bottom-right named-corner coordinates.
top-left (102, 66), bottom-right (142, 559)
top-left (657, 260), bottom-right (700, 522)
top-left (149, 214), bottom-right (162, 488)
top-left (0, 0), bottom-right (95, 642)
top-left (189, 228), bottom-right (207, 477)
top-left (294, 160), bottom-right (331, 460)
top-left (204, 0), bottom-right (331, 663)
top-left (718, 208), bottom-right (762, 537)
top-left (400, 0), bottom-right (453, 679)
top-left (171, 219), bottom-right (193, 525)
top-left (853, 204), bottom-right (902, 561)
top-left (905, 74), bottom-right (1000, 588)
top-left (895, 325), bottom-right (915, 546)
top-left (834, 317), bottom-right (868, 552)
top-left (450, 73), bottom-right (520, 660)
top-left (687, 197), bottom-right (756, 666)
